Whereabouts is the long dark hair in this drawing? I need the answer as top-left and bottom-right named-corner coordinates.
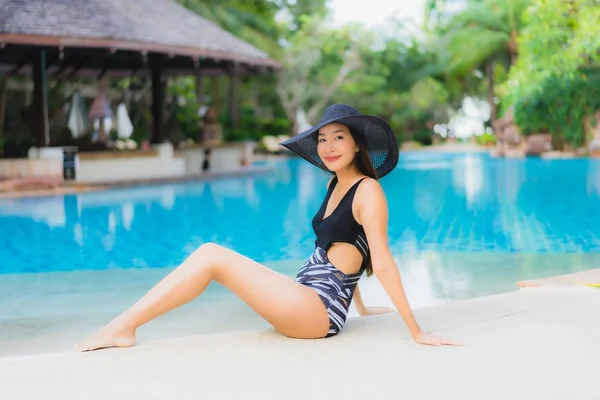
top-left (349, 127), bottom-right (378, 181)
top-left (349, 127), bottom-right (377, 276)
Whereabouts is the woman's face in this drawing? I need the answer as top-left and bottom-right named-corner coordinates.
top-left (317, 123), bottom-right (358, 173)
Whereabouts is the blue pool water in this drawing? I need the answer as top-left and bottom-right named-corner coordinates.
top-left (1, 152), bottom-right (600, 274)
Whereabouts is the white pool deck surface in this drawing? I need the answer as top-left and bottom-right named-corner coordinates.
top-left (1, 284), bottom-right (599, 400)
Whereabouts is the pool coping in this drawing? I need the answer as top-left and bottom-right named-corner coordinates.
top-left (1, 286), bottom-right (598, 399)
top-left (0, 165), bottom-right (275, 200)
top-left (517, 268), bottom-right (600, 288)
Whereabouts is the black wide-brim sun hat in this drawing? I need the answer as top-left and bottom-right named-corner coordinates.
top-left (279, 104), bottom-right (399, 179)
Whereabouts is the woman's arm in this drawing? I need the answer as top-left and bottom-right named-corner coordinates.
top-left (353, 285), bottom-right (394, 316)
top-left (356, 179), bottom-right (422, 337)
top-left (356, 179), bottom-right (463, 346)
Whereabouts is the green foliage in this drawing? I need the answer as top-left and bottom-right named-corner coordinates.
top-left (413, 129), bottom-right (434, 146)
top-left (218, 103), bottom-right (291, 142)
top-left (507, 0), bottom-right (600, 147)
top-left (433, 0), bottom-right (532, 76)
top-left (275, 15), bottom-right (372, 128)
top-left (224, 116), bottom-right (291, 142)
top-left (504, 0), bottom-right (576, 95)
top-left (320, 24), bottom-right (450, 144)
top-left (153, 2), bottom-right (453, 145)
top-left (1, 135), bottom-right (35, 158)
top-left (271, 0), bottom-right (329, 34)
top-left (514, 72), bottom-right (600, 147)
top-left (475, 132), bottom-right (497, 146)
top-left (383, 77), bottom-right (450, 144)
top-left (426, 0), bottom-right (533, 130)
top-left (172, 0), bottom-right (600, 150)
top-left (513, 0), bottom-right (600, 85)
top-left (11, 0), bottom-right (600, 156)
top-left (169, 77), bottom-right (201, 141)
top-left (176, 0), bottom-right (282, 57)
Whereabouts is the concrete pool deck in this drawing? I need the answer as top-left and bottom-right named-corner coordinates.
top-left (1, 286), bottom-right (598, 400)
top-left (0, 164), bottom-right (275, 200)
top-left (518, 268), bottom-right (600, 288)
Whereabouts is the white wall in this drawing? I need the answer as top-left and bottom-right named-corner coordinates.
top-left (76, 143), bottom-right (185, 183)
top-left (20, 142), bottom-right (254, 184)
top-left (0, 158), bottom-right (62, 179)
top-left (182, 144), bottom-right (251, 174)
top-left (77, 156), bottom-right (186, 183)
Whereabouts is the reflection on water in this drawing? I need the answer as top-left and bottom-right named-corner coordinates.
top-left (1, 153), bottom-right (600, 276)
top-left (451, 154), bottom-right (484, 207)
top-left (587, 159), bottom-right (600, 197)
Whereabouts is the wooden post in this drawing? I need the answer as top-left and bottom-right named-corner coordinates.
top-left (229, 64), bottom-right (240, 130)
top-left (210, 76), bottom-right (221, 114)
top-left (149, 53), bottom-right (164, 144)
top-left (32, 48), bottom-right (50, 147)
top-left (0, 77), bottom-right (7, 156)
top-left (195, 67), bottom-right (204, 106)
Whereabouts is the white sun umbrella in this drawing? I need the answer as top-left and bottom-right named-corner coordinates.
top-left (67, 91), bottom-right (87, 138)
top-left (116, 103), bottom-right (134, 139)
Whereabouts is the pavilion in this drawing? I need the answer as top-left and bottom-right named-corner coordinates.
top-left (0, 0), bottom-right (281, 148)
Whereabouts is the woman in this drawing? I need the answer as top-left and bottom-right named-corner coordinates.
top-left (75, 104), bottom-right (461, 352)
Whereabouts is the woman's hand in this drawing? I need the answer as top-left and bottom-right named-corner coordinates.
top-left (413, 331), bottom-right (464, 347)
top-left (364, 306), bottom-right (395, 315)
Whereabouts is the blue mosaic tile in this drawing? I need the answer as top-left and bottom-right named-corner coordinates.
top-left (2, 154), bottom-right (600, 274)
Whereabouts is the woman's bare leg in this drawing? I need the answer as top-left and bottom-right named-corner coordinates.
top-left (74, 243), bottom-right (329, 352)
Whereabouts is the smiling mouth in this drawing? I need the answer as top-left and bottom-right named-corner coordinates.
top-left (324, 155), bottom-right (341, 162)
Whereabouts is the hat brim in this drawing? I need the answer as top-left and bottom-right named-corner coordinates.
top-left (279, 114), bottom-right (399, 179)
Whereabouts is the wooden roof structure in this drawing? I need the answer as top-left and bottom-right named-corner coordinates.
top-left (0, 0), bottom-right (281, 148)
top-left (0, 0), bottom-right (280, 77)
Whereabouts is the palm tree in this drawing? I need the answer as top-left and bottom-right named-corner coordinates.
top-left (430, 0), bottom-right (533, 124)
top-left (176, 0), bottom-right (282, 58)
top-left (424, 0), bottom-right (469, 28)
top-left (177, 0), bottom-right (331, 59)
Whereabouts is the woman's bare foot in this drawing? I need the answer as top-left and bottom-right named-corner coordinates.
top-left (73, 321), bottom-right (137, 352)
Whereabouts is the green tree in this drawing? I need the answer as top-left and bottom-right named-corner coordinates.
top-left (506, 0), bottom-right (600, 148)
top-left (506, 0), bottom-right (600, 92)
top-left (272, 0), bottom-right (330, 34)
top-left (173, 0), bottom-right (455, 144)
top-left (332, 29), bottom-right (451, 143)
top-left (431, 0), bottom-right (533, 123)
top-left (275, 16), bottom-right (371, 132)
top-left (176, 0), bottom-right (282, 57)
top-left (176, 0), bottom-right (338, 137)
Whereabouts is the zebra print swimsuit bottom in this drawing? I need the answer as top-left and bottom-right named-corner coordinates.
top-left (295, 247), bottom-right (364, 337)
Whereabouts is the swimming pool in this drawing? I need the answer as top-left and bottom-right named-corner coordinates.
top-left (2, 151), bottom-right (600, 356)
top-left (2, 151), bottom-right (600, 275)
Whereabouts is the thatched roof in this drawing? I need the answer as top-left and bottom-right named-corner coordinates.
top-left (0, 0), bottom-right (280, 72)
